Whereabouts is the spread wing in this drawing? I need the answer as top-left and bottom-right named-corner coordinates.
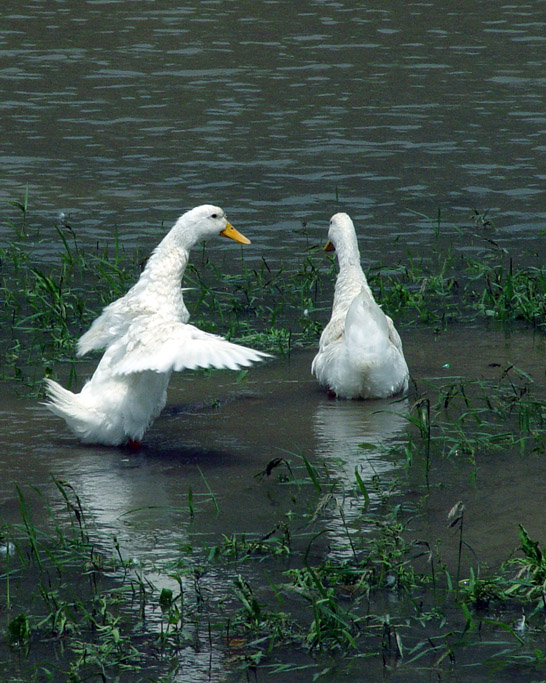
top-left (106, 318), bottom-right (271, 376)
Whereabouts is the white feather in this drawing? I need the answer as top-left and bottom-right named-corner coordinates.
top-left (44, 204), bottom-right (271, 446)
top-left (312, 213), bottom-right (409, 399)
top-left (108, 318), bottom-right (270, 375)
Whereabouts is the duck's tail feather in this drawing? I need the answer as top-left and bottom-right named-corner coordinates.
top-left (43, 378), bottom-right (108, 444)
top-left (43, 378), bottom-right (85, 419)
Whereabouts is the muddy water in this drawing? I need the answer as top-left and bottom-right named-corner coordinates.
top-left (2, 326), bottom-right (546, 680)
top-left (2, 325), bottom-right (546, 568)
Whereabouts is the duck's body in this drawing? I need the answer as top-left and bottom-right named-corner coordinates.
top-left (44, 205), bottom-right (270, 446)
top-left (312, 213), bottom-right (409, 400)
top-left (45, 363), bottom-right (170, 447)
top-left (77, 207), bottom-right (200, 355)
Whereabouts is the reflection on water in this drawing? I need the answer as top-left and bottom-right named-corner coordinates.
top-left (60, 451), bottom-right (185, 557)
top-left (1, 0), bottom-right (545, 263)
top-left (313, 397), bottom-right (408, 557)
top-left (314, 397), bottom-right (408, 476)
top-left (3, 329), bottom-right (546, 565)
top-left (3, 330), bottom-right (546, 677)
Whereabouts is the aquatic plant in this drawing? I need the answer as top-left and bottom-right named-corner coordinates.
top-left (5, 193), bottom-right (546, 679)
top-left (3, 192), bottom-right (546, 392)
top-left (3, 443), bottom-right (546, 682)
top-left (1, 481), bottom-right (155, 680)
top-left (506, 525), bottom-right (546, 604)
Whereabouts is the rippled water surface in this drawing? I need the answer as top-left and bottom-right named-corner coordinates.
top-left (2, 2), bottom-right (546, 680)
top-left (1, 0), bottom-right (545, 259)
top-left (3, 326), bottom-right (546, 680)
top-left (3, 327), bottom-right (546, 561)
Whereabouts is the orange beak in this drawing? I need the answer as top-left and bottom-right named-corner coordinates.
top-left (221, 221), bottom-right (251, 245)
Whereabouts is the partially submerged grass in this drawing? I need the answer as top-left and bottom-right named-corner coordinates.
top-left (404, 363), bottom-right (546, 491)
top-left (3, 356), bottom-right (546, 679)
top-left (2, 192), bottom-right (546, 388)
top-left (3, 193), bottom-right (546, 679)
top-left (2, 423), bottom-right (546, 682)
top-left (1, 480), bottom-right (150, 680)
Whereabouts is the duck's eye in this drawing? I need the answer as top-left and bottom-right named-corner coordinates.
top-left (211, 213), bottom-right (218, 219)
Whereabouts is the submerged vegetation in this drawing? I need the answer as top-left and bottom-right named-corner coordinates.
top-left (1, 194), bottom-right (546, 388)
top-left (3, 386), bottom-right (546, 682)
top-left (2, 193), bottom-right (546, 680)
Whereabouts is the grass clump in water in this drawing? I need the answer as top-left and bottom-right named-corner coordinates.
top-left (0, 481), bottom-right (155, 681)
top-left (3, 192), bottom-right (546, 388)
top-left (3, 440), bottom-right (546, 681)
top-left (1, 196), bottom-right (137, 387)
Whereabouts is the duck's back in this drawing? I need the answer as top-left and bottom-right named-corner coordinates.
top-left (312, 211), bottom-right (409, 399)
top-left (313, 288), bottom-right (408, 399)
top-left (345, 291), bottom-right (409, 398)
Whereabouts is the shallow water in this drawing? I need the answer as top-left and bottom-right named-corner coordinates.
top-left (2, 325), bottom-right (546, 680)
top-left (2, 1), bottom-right (546, 679)
top-left (3, 325), bottom-right (546, 564)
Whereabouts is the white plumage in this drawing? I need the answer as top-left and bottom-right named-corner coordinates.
top-left (312, 212), bottom-right (409, 399)
top-left (44, 204), bottom-right (270, 446)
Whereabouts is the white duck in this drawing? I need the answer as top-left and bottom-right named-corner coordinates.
top-left (312, 212), bottom-right (409, 399)
top-left (44, 204), bottom-right (270, 446)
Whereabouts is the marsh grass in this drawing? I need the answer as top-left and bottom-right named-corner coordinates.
top-left (3, 192), bottom-right (546, 389)
top-left (1, 202), bottom-right (139, 388)
top-left (400, 363), bottom-right (546, 497)
top-left (2, 425), bottom-right (546, 680)
top-left (1, 480), bottom-right (152, 680)
top-left (4, 194), bottom-right (546, 678)
top-left (183, 247), bottom-right (334, 354)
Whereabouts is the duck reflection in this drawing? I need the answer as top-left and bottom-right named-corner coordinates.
top-left (42, 441), bottom-right (235, 682)
top-left (312, 397), bottom-right (409, 557)
top-left (46, 446), bottom-right (185, 556)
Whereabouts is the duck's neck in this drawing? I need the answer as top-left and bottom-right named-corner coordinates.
top-left (331, 239), bottom-right (371, 316)
top-left (132, 227), bottom-right (192, 318)
top-left (335, 230), bottom-right (361, 270)
top-left (146, 239), bottom-right (189, 286)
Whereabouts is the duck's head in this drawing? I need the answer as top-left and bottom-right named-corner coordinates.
top-left (176, 204), bottom-right (251, 247)
top-left (324, 212), bottom-right (356, 252)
